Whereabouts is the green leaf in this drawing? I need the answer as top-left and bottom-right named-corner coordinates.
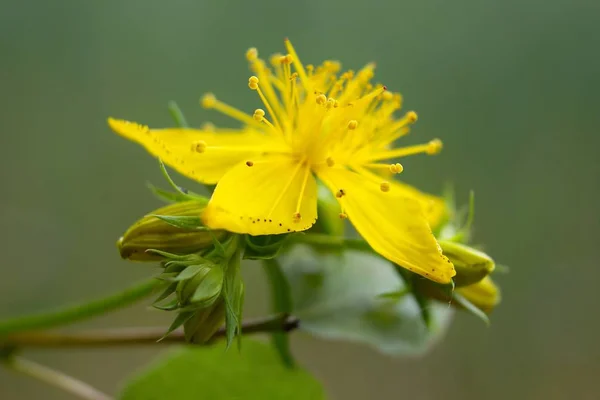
top-left (151, 215), bottom-right (205, 230)
top-left (280, 245), bottom-right (454, 356)
top-left (119, 339), bottom-right (326, 400)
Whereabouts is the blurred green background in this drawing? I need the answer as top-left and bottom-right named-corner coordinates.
top-left (1, 0), bottom-right (599, 398)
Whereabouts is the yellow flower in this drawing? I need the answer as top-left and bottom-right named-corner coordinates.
top-left (108, 40), bottom-right (455, 283)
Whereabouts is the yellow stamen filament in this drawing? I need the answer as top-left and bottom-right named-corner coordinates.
top-left (366, 139), bottom-right (444, 162)
top-left (201, 93), bottom-right (259, 127)
top-left (293, 164), bottom-right (311, 223)
top-left (248, 76), bottom-right (282, 131)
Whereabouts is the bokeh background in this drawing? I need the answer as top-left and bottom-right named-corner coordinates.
top-left (1, 0), bottom-right (599, 399)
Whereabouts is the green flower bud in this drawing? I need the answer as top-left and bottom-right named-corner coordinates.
top-left (456, 276), bottom-right (501, 313)
top-left (117, 200), bottom-right (226, 261)
top-left (439, 240), bottom-right (495, 287)
top-left (176, 264), bottom-right (224, 309)
top-left (183, 299), bottom-right (227, 343)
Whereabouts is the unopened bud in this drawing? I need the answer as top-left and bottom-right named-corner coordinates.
top-left (117, 200), bottom-right (226, 261)
top-left (439, 240), bottom-right (495, 287)
top-left (176, 264), bottom-right (224, 308)
top-left (183, 299), bottom-right (226, 343)
top-left (456, 276), bottom-right (501, 313)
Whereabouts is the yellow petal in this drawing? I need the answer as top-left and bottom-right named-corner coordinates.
top-left (108, 118), bottom-right (273, 184)
top-left (317, 167), bottom-right (455, 283)
top-left (203, 157), bottom-right (318, 235)
top-left (456, 276), bottom-right (501, 313)
top-left (389, 180), bottom-right (447, 229)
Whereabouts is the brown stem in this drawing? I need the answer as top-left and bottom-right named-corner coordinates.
top-left (1, 315), bottom-right (299, 348)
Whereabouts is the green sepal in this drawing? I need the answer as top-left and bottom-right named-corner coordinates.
top-left (153, 298), bottom-right (180, 311)
top-left (153, 282), bottom-right (178, 304)
top-left (159, 311), bottom-right (195, 342)
top-left (243, 234), bottom-right (288, 260)
top-left (146, 182), bottom-right (194, 203)
top-left (222, 249), bottom-right (244, 349)
top-left (190, 266), bottom-right (224, 305)
top-left (151, 215), bottom-right (206, 231)
top-left (439, 240), bottom-right (495, 287)
top-left (451, 292), bottom-right (490, 325)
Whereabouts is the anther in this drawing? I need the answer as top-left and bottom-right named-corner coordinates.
top-left (326, 98), bottom-right (336, 109)
top-left (293, 212), bottom-right (302, 223)
top-left (347, 120), bottom-right (358, 130)
top-left (326, 157), bottom-right (335, 167)
top-left (380, 181), bottom-right (391, 192)
top-left (407, 111), bottom-right (418, 123)
top-left (201, 122), bottom-right (215, 131)
top-left (248, 76), bottom-right (259, 90)
top-left (389, 163), bottom-right (404, 174)
top-left (335, 189), bottom-right (345, 198)
top-left (201, 93), bottom-right (217, 108)
top-left (316, 94), bottom-right (327, 105)
top-left (191, 140), bottom-right (207, 153)
top-left (290, 72), bottom-right (299, 81)
top-left (246, 160), bottom-right (254, 167)
top-left (253, 108), bottom-right (265, 121)
top-left (280, 54), bottom-right (293, 64)
top-left (270, 53), bottom-right (283, 66)
top-left (339, 212), bottom-right (348, 219)
top-left (382, 91), bottom-right (394, 101)
top-left (246, 47), bottom-right (258, 62)
top-left (426, 139), bottom-right (443, 155)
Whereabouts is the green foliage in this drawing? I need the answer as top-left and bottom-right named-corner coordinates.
top-left (280, 245), bottom-right (454, 355)
top-left (243, 234), bottom-right (288, 260)
top-left (119, 340), bottom-right (326, 400)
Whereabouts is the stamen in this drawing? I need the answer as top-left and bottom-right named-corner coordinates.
top-left (389, 163), bottom-right (404, 174)
top-left (339, 212), bottom-right (348, 219)
top-left (426, 139), bottom-right (443, 155)
top-left (380, 181), bottom-right (391, 192)
top-left (362, 163), bottom-right (404, 174)
top-left (191, 140), bottom-right (207, 153)
top-left (200, 93), bottom-right (258, 127)
top-left (335, 189), bottom-right (345, 198)
top-left (246, 47), bottom-right (258, 62)
top-left (293, 165), bottom-right (311, 224)
top-left (347, 120), bottom-right (358, 130)
top-left (326, 157), bottom-right (335, 167)
top-left (366, 139), bottom-right (444, 162)
top-left (316, 94), bottom-right (327, 105)
top-left (248, 76), bottom-right (282, 130)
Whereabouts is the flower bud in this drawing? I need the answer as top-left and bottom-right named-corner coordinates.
top-left (176, 264), bottom-right (224, 308)
top-left (183, 299), bottom-right (227, 343)
top-left (439, 240), bottom-right (495, 287)
top-left (456, 276), bottom-right (501, 313)
top-left (117, 201), bottom-right (226, 261)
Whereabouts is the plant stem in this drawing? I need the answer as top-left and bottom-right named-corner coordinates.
top-left (2, 315), bottom-right (299, 348)
top-left (262, 259), bottom-right (295, 367)
top-left (2, 355), bottom-right (112, 400)
top-left (0, 278), bottom-right (163, 337)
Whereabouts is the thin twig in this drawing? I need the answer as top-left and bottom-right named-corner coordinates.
top-left (1, 315), bottom-right (299, 348)
top-left (0, 278), bottom-right (163, 337)
top-left (3, 355), bottom-right (113, 400)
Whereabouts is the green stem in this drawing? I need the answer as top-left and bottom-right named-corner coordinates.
top-left (1, 315), bottom-right (299, 348)
top-left (0, 278), bottom-right (163, 337)
top-left (290, 233), bottom-right (374, 253)
top-left (262, 259), bottom-right (295, 367)
top-left (2, 355), bottom-right (112, 400)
